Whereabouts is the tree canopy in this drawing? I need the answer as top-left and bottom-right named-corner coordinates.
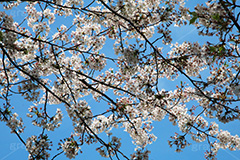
top-left (0, 0), bottom-right (240, 159)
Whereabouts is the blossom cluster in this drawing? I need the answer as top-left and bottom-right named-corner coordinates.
top-left (60, 137), bottom-right (81, 159)
top-left (27, 106), bottom-right (63, 131)
top-left (192, 1), bottom-right (231, 36)
top-left (130, 149), bottom-right (151, 160)
top-left (212, 130), bottom-right (240, 153)
top-left (0, 11), bottom-right (17, 47)
top-left (26, 135), bottom-right (52, 160)
top-left (67, 100), bottom-right (93, 134)
top-left (122, 48), bottom-right (139, 66)
top-left (96, 136), bottom-right (122, 158)
top-left (85, 53), bottom-right (107, 71)
top-left (6, 112), bottom-right (25, 134)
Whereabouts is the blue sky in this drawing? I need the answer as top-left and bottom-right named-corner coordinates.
top-left (0, 1), bottom-right (240, 160)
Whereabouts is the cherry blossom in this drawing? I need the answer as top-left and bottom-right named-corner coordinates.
top-left (0, 0), bottom-right (240, 159)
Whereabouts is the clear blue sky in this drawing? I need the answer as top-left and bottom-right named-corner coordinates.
top-left (0, 1), bottom-right (240, 160)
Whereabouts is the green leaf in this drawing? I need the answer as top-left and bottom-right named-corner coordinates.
top-left (219, 46), bottom-right (225, 52)
top-left (189, 16), bottom-right (197, 24)
top-left (188, 11), bottom-right (198, 24)
top-left (23, 49), bottom-right (28, 55)
top-left (209, 46), bottom-right (216, 52)
top-left (4, 108), bottom-right (11, 115)
top-left (218, 46), bottom-right (226, 56)
top-left (188, 11), bottom-right (197, 16)
top-left (212, 14), bottom-right (220, 21)
top-left (224, 62), bottom-right (229, 67)
top-left (212, 55), bottom-right (216, 62)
